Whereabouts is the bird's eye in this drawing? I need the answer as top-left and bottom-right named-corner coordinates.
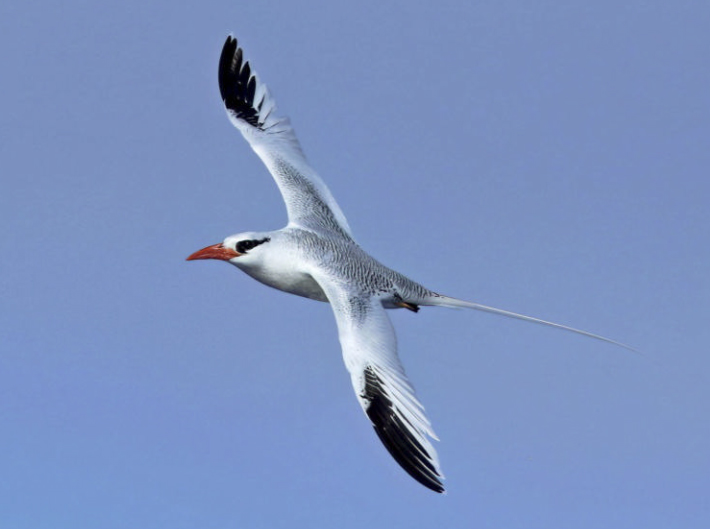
top-left (236, 240), bottom-right (256, 253)
top-left (236, 237), bottom-right (270, 254)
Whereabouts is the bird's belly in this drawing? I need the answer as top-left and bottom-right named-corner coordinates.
top-left (244, 266), bottom-right (328, 302)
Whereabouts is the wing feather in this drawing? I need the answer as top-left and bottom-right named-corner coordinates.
top-left (218, 36), bottom-right (353, 239)
top-left (313, 275), bottom-right (445, 493)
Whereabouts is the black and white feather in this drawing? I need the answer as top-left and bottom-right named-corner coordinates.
top-left (313, 277), bottom-right (445, 492)
top-left (218, 36), bottom-right (352, 239)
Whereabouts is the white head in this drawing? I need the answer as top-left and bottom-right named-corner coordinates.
top-left (186, 231), bottom-right (273, 266)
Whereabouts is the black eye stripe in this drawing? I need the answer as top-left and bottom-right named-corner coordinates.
top-left (236, 240), bottom-right (255, 253)
top-left (236, 237), bottom-right (270, 254)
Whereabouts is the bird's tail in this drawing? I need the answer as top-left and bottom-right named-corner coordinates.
top-left (424, 294), bottom-right (637, 352)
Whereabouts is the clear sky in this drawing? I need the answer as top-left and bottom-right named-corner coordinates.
top-left (1, 1), bottom-right (708, 527)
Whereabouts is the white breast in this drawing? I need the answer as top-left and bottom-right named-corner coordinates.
top-left (231, 248), bottom-right (328, 302)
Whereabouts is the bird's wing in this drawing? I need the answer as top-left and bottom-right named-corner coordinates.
top-left (312, 273), bottom-right (445, 492)
top-left (218, 36), bottom-right (353, 239)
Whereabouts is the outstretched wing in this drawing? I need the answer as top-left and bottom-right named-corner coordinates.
top-left (218, 36), bottom-right (353, 239)
top-left (313, 274), bottom-right (445, 493)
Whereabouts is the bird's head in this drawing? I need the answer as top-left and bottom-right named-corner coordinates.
top-left (186, 232), bottom-right (272, 265)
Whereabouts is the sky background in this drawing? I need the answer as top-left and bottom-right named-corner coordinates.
top-left (1, 1), bottom-right (709, 527)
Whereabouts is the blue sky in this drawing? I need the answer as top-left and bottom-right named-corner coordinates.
top-left (2, 1), bottom-right (709, 527)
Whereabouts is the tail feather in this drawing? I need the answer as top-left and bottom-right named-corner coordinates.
top-left (427, 295), bottom-right (637, 353)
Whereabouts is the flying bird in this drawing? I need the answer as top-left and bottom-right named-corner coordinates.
top-left (188, 35), bottom-right (631, 493)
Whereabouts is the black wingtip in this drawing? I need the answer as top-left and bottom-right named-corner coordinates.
top-left (218, 35), bottom-right (262, 127)
top-left (218, 36), bottom-right (238, 102)
top-left (363, 367), bottom-right (445, 493)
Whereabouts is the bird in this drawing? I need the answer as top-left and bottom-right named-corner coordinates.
top-left (187, 35), bottom-right (632, 493)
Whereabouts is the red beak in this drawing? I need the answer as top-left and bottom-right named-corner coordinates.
top-left (186, 243), bottom-right (240, 261)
